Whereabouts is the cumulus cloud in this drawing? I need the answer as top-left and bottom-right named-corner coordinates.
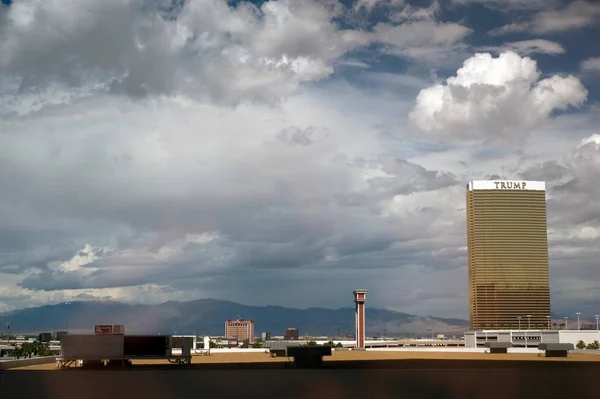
top-left (519, 134), bottom-right (600, 315)
top-left (489, 1), bottom-right (600, 35)
top-left (520, 133), bottom-right (600, 232)
top-left (0, 0), bottom-right (369, 108)
top-left (479, 40), bottom-right (566, 56)
top-left (409, 51), bottom-right (588, 141)
top-left (0, 0), bottom-right (475, 111)
top-left (545, 135), bottom-right (600, 226)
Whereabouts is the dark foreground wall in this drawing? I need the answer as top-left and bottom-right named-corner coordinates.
top-left (2, 359), bottom-right (600, 399)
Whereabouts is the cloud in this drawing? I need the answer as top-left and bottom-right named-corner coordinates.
top-left (479, 39), bottom-right (566, 56)
top-left (545, 135), bottom-right (600, 227)
top-left (0, 0), bottom-right (370, 108)
top-left (372, 20), bottom-right (472, 64)
top-left (1, 0), bottom-right (599, 320)
top-left (0, 0), bottom-right (474, 110)
top-left (374, 21), bottom-right (471, 47)
top-left (452, 0), bottom-right (557, 11)
top-left (409, 51), bottom-right (588, 141)
top-left (520, 133), bottom-right (600, 237)
top-left (389, 1), bottom-right (440, 22)
top-left (519, 134), bottom-right (600, 315)
top-left (353, 0), bottom-right (405, 12)
top-left (489, 1), bottom-right (600, 35)
top-left (347, 1), bottom-right (471, 66)
top-left (580, 57), bottom-right (600, 72)
top-left (275, 126), bottom-right (329, 146)
top-left (0, 71), bottom-right (460, 302)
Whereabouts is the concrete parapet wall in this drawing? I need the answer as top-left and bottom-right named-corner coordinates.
top-left (367, 347), bottom-right (540, 354)
top-left (191, 348), bottom-right (269, 355)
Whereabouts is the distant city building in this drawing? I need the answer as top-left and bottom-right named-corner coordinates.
top-left (219, 338), bottom-right (238, 347)
top-left (225, 318), bottom-right (255, 343)
top-left (284, 328), bottom-right (299, 340)
top-left (466, 180), bottom-right (551, 330)
top-left (38, 332), bottom-right (52, 342)
top-left (55, 331), bottom-right (68, 342)
top-left (261, 332), bottom-right (271, 341)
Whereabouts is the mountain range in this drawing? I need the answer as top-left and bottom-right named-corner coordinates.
top-left (0, 298), bottom-right (469, 337)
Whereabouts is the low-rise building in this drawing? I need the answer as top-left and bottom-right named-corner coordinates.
top-left (465, 330), bottom-right (600, 348)
top-left (38, 332), bottom-right (52, 342)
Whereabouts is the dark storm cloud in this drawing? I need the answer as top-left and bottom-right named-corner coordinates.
top-left (19, 271), bottom-right (89, 291)
top-left (542, 141), bottom-right (600, 227)
top-left (367, 159), bottom-right (458, 196)
top-left (13, 154), bottom-right (458, 292)
top-left (0, 239), bottom-right (82, 275)
top-left (519, 160), bottom-right (569, 181)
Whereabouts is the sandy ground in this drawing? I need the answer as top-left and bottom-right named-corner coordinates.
top-left (7, 349), bottom-right (600, 371)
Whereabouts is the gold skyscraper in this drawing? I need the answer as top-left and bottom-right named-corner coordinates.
top-left (466, 180), bottom-right (551, 330)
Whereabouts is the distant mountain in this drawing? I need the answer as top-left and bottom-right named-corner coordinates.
top-left (0, 299), bottom-right (468, 337)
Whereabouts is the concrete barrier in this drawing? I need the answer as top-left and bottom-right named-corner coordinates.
top-left (191, 348), bottom-right (269, 354)
top-left (189, 347), bottom-right (543, 355)
top-left (0, 356), bottom-right (57, 370)
top-left (367, 347), bottom-right (540, 354)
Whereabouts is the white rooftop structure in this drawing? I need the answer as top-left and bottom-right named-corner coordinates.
top-left (465, 330), bottom-right (600, 348)
top-left (468, 180), bottom-right (545, 191)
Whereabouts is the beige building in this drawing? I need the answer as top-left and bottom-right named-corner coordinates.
top-left (466, 180), bottom-right (551, 330)
top-left (224, 318), bottom-right (255, 343)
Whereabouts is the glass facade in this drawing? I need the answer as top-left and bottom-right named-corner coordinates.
top-left (466, 181), bottom-right (551, 330)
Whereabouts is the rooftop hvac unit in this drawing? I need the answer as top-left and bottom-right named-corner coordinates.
top-left (123, 335), bottom-right (172, 357)
top-left (112, 325), bottom-right (125, 334)
top-left (61, 335), bottom-right (125, 359)
top-left (94, 324), bottom-right (125, 335)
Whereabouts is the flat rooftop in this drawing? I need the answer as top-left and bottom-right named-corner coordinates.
top-left (7, 349), bottom-right (600, 371)
top-left (4, 351), bottom-right (600, 399)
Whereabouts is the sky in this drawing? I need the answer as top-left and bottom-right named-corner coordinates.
top-left (1, 0), bottom-right (599, 319)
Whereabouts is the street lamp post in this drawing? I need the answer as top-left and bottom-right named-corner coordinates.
top-left (576, 312), bottom-right (581, 330)
top-left (517, 316), bottom-right (521, 331)
top-left (5, 322), bottom-right (10, 343)
top-left (526, 315), bottom-right (532, 330)
top-left (546, 316), bottom-right (551, 330)
top-left (595, 315), bottom-right (599, 332)
top-left (564, 317), bottom-right (569, 330)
